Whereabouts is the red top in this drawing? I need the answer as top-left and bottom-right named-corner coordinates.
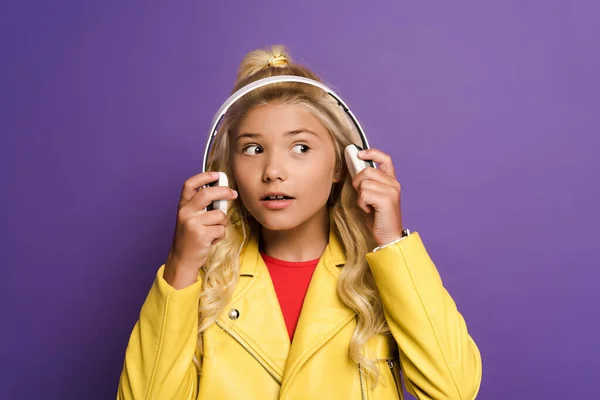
top-left (260, 252), bottom-right (320, 340)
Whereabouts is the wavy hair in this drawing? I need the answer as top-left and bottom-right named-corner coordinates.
top-left (194, 45), bottom-right (390, 382)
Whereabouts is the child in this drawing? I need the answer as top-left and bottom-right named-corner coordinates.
top-left (117, 45), bottom-right (482, 400)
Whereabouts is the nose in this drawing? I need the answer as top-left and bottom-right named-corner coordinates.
top-left (262, 153), bottom-right (287, 182)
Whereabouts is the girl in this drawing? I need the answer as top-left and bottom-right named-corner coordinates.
top-left (117, 46), bottom-right (482, 400)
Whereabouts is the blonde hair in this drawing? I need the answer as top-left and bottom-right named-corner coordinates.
top-left (195, 45), bottom-right (389, 382)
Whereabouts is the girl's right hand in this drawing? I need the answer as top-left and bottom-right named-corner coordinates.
top-left (164, 172), bottom-right (238, 289)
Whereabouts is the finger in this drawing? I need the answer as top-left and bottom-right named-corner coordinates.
top-left (195, 224), bottom-right (226, 247)
top-left (358, 189), bottom-right (385, 213)
top-left (210, 225), bottom-right (227, 246)
top-left (358, 184), bottom-right (399, 212)
top-left (360, 180), bottom-right (400, 198)
top-left (352, 167), bottom-right (400, 193)
top-left (189, 186), bottom-right (238, 211)
top-left (180, 208), bottom-right (229, 228)
top-left (357, 196), bottom-right (372, 214)
top-left (357, 148), bottom-right (396, 177)
top-left (180, 172), bottom-right (222, 205)
top-left (208, 225), bottom-right (227, 245)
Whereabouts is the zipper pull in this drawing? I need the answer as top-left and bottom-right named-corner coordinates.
top-left (387, 359), bottom-right (394, 369)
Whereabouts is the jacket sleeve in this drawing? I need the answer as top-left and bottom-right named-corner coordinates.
top-left (117, 265), bottom-right (203, 400)
top-left (365, 232), bottom-right (482, 400)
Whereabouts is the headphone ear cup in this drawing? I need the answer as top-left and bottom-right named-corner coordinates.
top-left (344, 144), bottom-right (373, 179)
top-left (206, 172), bottom-right (229, 214)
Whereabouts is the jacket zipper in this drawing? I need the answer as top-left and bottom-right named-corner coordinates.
top-left (359, 363), bottom-right (366, 400)
top-left (215, 320), bottom-right (282, 385)
top-left (387, 359), bottom-right (401, 396)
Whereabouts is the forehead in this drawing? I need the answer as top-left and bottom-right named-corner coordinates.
top-left (236, 102), bottom-right (328, 138)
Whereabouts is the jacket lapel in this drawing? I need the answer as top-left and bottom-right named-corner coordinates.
top-left (280, 219), bottom-right (357, 393)
top-left (219, 214), bottom-right (357, 390)
top-left (216, 232), bottom-right (290, 382)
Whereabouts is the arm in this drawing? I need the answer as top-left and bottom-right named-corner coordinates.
top-left (365, 232), bottom-right (482, 400)
top-left (117, 265), bottom-right (203, 400)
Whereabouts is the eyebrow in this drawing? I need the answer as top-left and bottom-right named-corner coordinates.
top-left (236, 129), bottom-right (320, 142)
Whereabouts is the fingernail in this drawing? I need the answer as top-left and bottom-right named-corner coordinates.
top-left (211, 172), bottom-right (219, 178)
top-left (358, 150), bottom-right (366, 156)
top-left (232, 190), bottom-right (238, 198)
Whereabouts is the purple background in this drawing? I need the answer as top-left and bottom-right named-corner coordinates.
top-left (2, 1), bottom-right (599, 399)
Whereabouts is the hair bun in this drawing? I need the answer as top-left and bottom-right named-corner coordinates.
top-left (266, 54), bottom-right (289, 68)
top-left (235, 45), bottom-right (293, 84)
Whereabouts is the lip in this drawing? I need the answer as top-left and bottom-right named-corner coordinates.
top-left (260, 198), bottom-right (294, 210)
top-left (259, 191), bottom-right (295, 210)
top-left (260, 191), bottom-right (294, 200)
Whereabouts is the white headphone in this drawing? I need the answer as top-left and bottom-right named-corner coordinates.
top-left (202, 75), bottom-right (372, 172)
top-left (202, 75), bottom-right (375, 249)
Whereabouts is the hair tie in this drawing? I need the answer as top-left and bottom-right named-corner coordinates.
top-left (267, 54), bottom-right (289, 68)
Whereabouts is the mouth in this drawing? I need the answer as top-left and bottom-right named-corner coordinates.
top-left (260, 192), bottom-right (295, 201)
top-left (259, 192), bottom-right (295, 210)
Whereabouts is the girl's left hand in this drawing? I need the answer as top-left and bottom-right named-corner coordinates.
top-left (352, 148), bottom-right (403, 247)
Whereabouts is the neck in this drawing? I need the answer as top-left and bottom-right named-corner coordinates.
top-left (260, 206), bottom-right (330, 262)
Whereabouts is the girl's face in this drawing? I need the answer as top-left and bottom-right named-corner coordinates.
top-left (231, 102), bottom-right (341, 232)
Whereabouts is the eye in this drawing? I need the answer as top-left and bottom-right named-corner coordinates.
top-left (292, 144), bottom-right (311, 154)
top-left (243, 144), bottom-right (263, 155)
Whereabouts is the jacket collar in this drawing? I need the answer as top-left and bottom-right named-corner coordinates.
top-left (222, 210), bottom-right (356, 391)
top-left (237, 211), bottom-right (346, 276)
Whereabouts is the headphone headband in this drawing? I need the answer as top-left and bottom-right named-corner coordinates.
top-left (202, 75), bottom-right (369, 172)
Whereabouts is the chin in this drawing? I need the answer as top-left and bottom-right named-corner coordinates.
top-left (253, 213), bottom-right (300, 231)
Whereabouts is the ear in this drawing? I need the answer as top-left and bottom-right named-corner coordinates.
top-left (333, 162), bottom-right (342, 183)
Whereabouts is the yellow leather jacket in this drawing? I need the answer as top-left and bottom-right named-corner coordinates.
top-left (117, 223), bottom-right (482, 399)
